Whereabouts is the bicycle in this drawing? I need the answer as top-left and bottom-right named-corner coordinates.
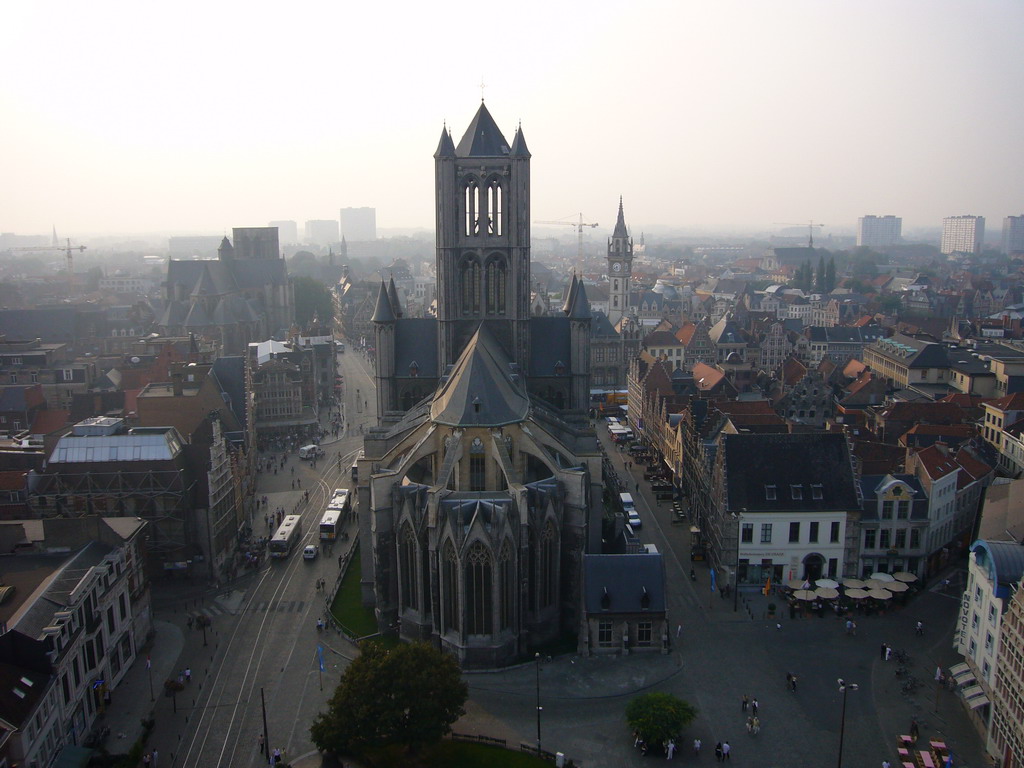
top-left (894, 649), bottom-right (912, 665)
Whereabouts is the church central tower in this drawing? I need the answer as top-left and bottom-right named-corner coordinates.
top-left (607, 197), bottom-right (633, 327)
top-left (434, 102), bottom-right (532, 372)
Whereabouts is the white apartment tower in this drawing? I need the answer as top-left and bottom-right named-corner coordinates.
top-left (340, 207), bottom-right (377, 241)
top-left (856, 215), bottom-right (902, 247)
top-left (941, 215), bottom-right (985, 255)
top-left (1002, 216), bottom-right (1024, 255)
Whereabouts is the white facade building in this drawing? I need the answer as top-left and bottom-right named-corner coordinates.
top-left (1003, 215), bottom-right (1024, 255)
top-left (857, 215), bottom-right (902, 247)
top-left (941, 215), bottom-right (986, 255)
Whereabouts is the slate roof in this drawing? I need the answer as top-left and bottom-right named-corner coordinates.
top-left (528, 317), bottom-right (572, 376)
top-left (509, 126), bottom-right (530, 157)
top-left (430, 324), bottom-right (529, 427)
top-left (857, 474), bottom-right (929, 521)
top-left (211, 356), bottom-right (247, 430)
top-left (0, 308), bottom-right (84, 343)
top-left (590, 310), bottom-right (617, 338)
top-left (568, 280), bottom-right (592, 320)
top-left (455, 102), bottom-right (510, 157)
top-left (869, 334), bottom-right (951, 369)
top-left (710, 315), bottom-right (745, 345)
top-left (583, 554), bottom-right (666, 614)
top-left (612, 198), bottom-right (628, 239)
top-left (722, 432), bottom-right (861, 512)
top-left (434, 126), bottom-right (456, 158)
top-left (394, 319), bottom-right (440, 378)
top-left (0, 385), bottom-right (45, 412)
top-left (371, 280), bottom-right (395, 323)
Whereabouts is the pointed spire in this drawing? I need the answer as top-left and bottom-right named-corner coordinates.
top-left (510, 124), bottom-right (531, 157)
top-left (371, 280), bottom-right (396, 323)
top-left (562, 273), bottom-right (578, 314)
top-left (455, 102), bottom-right (510, 157)
top-left (434, 125), bottom-right (456, 158)
top-left (568, 279), bottom-right (592, 320)
top-left (51, 225), bottom-right (59, 247)
top-left (387, 275), bottom-right (403, 318)
top-left (613, 197), bottom-right (629, 239)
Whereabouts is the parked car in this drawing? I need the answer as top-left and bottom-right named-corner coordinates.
top-left (303, 545), bottom-right (319, 560)
top-left (628, 510), bottom-right (642, 529)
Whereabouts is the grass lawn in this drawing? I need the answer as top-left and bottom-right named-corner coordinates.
top-left (328, 546), bottom-right (377, 637)
top-left (363, 741), bottom-right (551, 768)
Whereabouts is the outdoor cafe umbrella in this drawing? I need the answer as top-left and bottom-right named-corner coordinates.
top-left (892, 571), bottom-right (918, 583)
top-left (886, 581), bottom-right (910, 593)
top-left (842, 578), bottom-right (867, 589)
top-left (786, 579), bottom-right (808, 590)
top-left (815, 578), bottom-right (840, 589)
top-left (845, 588), bottom-right (870, 600)
top-left (867, 588), bottom-right (893, 600)
top-left (814, 586), bottom-right (840, 599)
top-left (863, 579), bottom-right (889, 590)
top-left (793, 589), bottom-right (817, 601)
top-left (870, 571), bottom-right (896, 582)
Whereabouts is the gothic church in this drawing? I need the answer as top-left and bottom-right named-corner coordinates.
top-left (356, 103), bottom-right (602, 667)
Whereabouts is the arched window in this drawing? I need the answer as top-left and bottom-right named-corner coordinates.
top-left (469, 437), bottom-right (486, 491)
top-left (486, 179), bottom-right (503, 236)
top-left (442, 542), bottom-right (459, 633)
top-left (485, 257), bottom-right (507, 315)
top-left (464, 179), bottom-right (480, 236)
top-left (500, 540), bottom-right (515, 630)
top-left (465, 542), bottom-right (493, 635)
top-left (461, 257), bottom-right (481, 315)
top-left (540, 521), bottom-right (558, 609)
top-left (399, 524), bottom-right (418, 611)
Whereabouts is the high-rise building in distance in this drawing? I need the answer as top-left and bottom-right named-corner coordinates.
top-left (340, 207), bottom-right (376, 241)
top-left (940, 215), bottom-right (985, 255)
top-left (268, 220), bottom-right (298, 244)
top-left (856, 215), bottom-right (901, 248)
top-left (1002, 216), bottom-right (1024, 255)
top-left (305, 219), bottom-right (340, 246)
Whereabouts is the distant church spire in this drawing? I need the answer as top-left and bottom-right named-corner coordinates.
top-left (613, 196), bottom-right (628, 239)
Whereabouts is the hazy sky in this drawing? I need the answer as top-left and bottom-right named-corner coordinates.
top-left (2, 1), bottom-right (1022, 239)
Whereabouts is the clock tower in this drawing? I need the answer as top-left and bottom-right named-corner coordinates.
top-left (607, 197), bottom-right (633, 326)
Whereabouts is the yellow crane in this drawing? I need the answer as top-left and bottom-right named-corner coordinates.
top-left (773, 220), bottom-right (824, 248)
top-left (10, 238), bottom-right (87, 277)
top-left (535, 213), bottom-right (599, 260)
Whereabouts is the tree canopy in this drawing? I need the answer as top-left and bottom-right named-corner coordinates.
top-left (293, 275), bottom-right (335, 329)
top-left (625, 692), bottom-right (698, 747)
top-left (310, 642), bottom-right (468, 757)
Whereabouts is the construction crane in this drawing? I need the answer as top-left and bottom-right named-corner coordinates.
top-left (9, 238), bottom-right (87, 278)
top-left (534, 213), bottom-right (599, 261)
top-left (773, 220), bottom-right (824, 248)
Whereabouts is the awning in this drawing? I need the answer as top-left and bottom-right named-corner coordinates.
top-left (968, 693), bottom-right (990, 709)
top-left (953, 667), bottom-right (977, 685)
top-left (948, 662), bottom-right (970, 676)
top-left (961, 684), bottom-right (984, 700)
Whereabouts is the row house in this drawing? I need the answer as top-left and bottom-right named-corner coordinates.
top-left (247, 339), bottom-right (319, 444)
top-left (0, 337), bottom-right (99, 412)
top-left (674, 321), bottom-right (716, 371)
top-left (805, 326), bottom-right (886, 365)
top-left (981, 392), bottom-right (1024, 474)
top-left (988, 568), bottom-right (1024, 768)
top-left (858, 474), bottom-right (930, 578)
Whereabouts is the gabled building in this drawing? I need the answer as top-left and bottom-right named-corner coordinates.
top-left (858, 474), bottom-right (929, 578)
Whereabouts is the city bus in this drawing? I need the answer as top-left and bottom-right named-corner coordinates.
top-left (328, 489), bottom-right (351, 514)
top-left (269, 515), bottom-right (303, 558)
top-left (319, 509), bottom-right (342, 541)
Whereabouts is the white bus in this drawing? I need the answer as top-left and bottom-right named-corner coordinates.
top-left (269, 515), bottom-right (303, 558)
top-left (328, 489), bottom-right (351, 514)
top-left (319, 509), bottom-right (342, 541)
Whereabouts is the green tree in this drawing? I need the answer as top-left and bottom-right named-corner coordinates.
top-left (310, 642), bottom-right (467, 758)
top-left (825, 257), bottom-right (836, 292)
top-left (816, 255), bottom-right (826, 292)
top-left (625, 692), bottom-right (698, 748)
top-left (293, 276), bottom-right (335, 329)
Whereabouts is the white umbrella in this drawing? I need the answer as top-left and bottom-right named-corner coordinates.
top-left (863, 579), bottom-right (889, 590)
top-left (793, 589), bottom-right (817, 601)
top-left (867, 588), bottom-right (893, 600)
top-left (842, 578), bottom-right (866, 589)
top-left (886, 581), bottom-right (910, 593)
top-left (892, 571), bottom-right (918, 583)
top-left (870, 571), bottom-right (896, 582)
top-left (845, 588), bottom-right (870, 599)
top-left (815, 578), bottom-right (840, 589)
top-left (786, 579), bottom-right (807, 590)
top-left (815, 586), bottom-right (840, 599)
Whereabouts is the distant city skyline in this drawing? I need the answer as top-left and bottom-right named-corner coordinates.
top-left (2, 1), bottom-right (1021, 237)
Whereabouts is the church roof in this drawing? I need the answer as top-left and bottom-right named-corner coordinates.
top-left (394, 319), bottom-right (439, 378)
top-left (434, 126), bottom-right (455, 158)
top-left (510, 126), bottom-right (531, 157)
top-left (371, 281), bottom-right (396, 323)
top-left (430, 324), bottom-right (529, 427)
top-left (591, 310), bottom-right (617, 337)
top-left (455, 102), bottom-right (511, 158)
top-left (568, 280), bottom-right (592, 320)
top-left (612, 197), bottom-right (628, 239)
top-left (562, 274), bottom-right (578, 314)
top-left (529, 317), bottom-right (572, 375)
top-left (387, 276), bottom-right (403, 318)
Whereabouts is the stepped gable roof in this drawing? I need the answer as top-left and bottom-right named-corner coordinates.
top-left (612, 197), bottom-right (628, 239)
top-left (394, 319), bottom-right (440, 378)
top-left (568, 280), bottom-right (591, 320)
top-left (455, 102), bottom-right (510, 157)
top-left (583, 554), bottom-right (665, 614)
top-left (723, 432), bottom-right (861, 513)
top-left (986, 391), bottom-right (1024, 411)
top-left (529, 317), bottom-right (572, 375)
top-left (434, 126), bottom-right (455, 158)
top-left (781, 356), bottom-right (807, 386)
top-left (510, 126), bottom-right (530, 157)
top-left (430, 324), bottom-right (529, 427)
top-left (370, 280), bottom-right (395, 323)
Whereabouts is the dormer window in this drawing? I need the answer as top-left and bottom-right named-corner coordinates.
top-left (765, 484), bottom-right (777, 500)
top-left (791, 485), bottom-right (803, 500)
top-left (640, 586), bottom-right (651, 610)
top-left (601, 587), bottom-right (611, 610)
top-left (409, 360), bottom-right (419, 377)
top-left (811, 484), bottom-right (824, 500)
top-left (554, 360), bottom-right (566, 376)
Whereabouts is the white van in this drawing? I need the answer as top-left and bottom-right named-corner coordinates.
top-left (299, 444), bottom-right (322, 460)
top-left (619, 492), bottom-right (635, 511)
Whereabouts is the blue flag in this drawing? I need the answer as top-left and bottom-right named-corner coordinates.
top-left (944, 751), bottom-right (952, 768)
top-left (710, 569), bottom-right (717, 593)
top-left (317, 645), bottom-right (325, 672)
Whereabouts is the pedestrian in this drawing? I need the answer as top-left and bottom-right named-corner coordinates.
top-left (722, 741), bottom-right (731, 761)
top-left (910, 719), bottom-right (920, 742)
top-left (666, 739), bottom-right (676, 760)
top-left (741, 694), bottom-right (748, 712)
top-left (790, 674), bottom-right (797, 692)
top-left (259, 733), bottom-right (265, 754)
top-left (636, 482), bottom-right (640, 493)
top-left (693, 738), bottom-right (702, 757)
top-left (143, 753), bottom-right (151, 767)
top-left (634, 731), bottom-right (643, 748)
top-left (882, 761), bottom-right (891, 768)
top-left (151, 749), bottom-right (158, 767)
top-left (785, 672), bottom-right (792, 688)
top-left (745, 717), bottom-right (753, 734)
top-left (338, 554), bottom-right (344, 567)
top-left (851, 621), bottom-right (857, 636)
top-left (714, 742), bottom-right (723, 762)
top-left (776, 623), bottom-right (782, 631)
top-left (676, 624), bottom-right (682, 638)
top-left (185, 667), bottom-right (191, 683)
top-left (751, 716), bottom-right (760, 735)
top-left (885, 645), bottom-right (893, 662)
top-left (845, 619), bottom-right (853, 635)
top-left (187, 615), bottom-right (194, 630)
top-left (916, 621), bottom-right (924, 636)
top-left (273, 747), bottom-right (282, 764)
top-left (751, 698), bottom-right (758, 716)
top-left (881, 642), bottom-right (888, 661)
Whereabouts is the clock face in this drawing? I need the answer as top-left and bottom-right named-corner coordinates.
top-left (612, 262), bottom-right (622, 273)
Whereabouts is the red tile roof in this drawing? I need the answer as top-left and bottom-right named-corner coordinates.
top-left (914, 444), bottom-right (961, 479)
top-left (985, 391), bottom-right (1024, 412)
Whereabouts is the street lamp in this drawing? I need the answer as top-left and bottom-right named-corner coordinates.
top-left (836, 678), bottom-right (859, 768)
top-left (732, 512), bottom-right (743, 612)
top-left (534, 652), bottom-right (543, 755)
